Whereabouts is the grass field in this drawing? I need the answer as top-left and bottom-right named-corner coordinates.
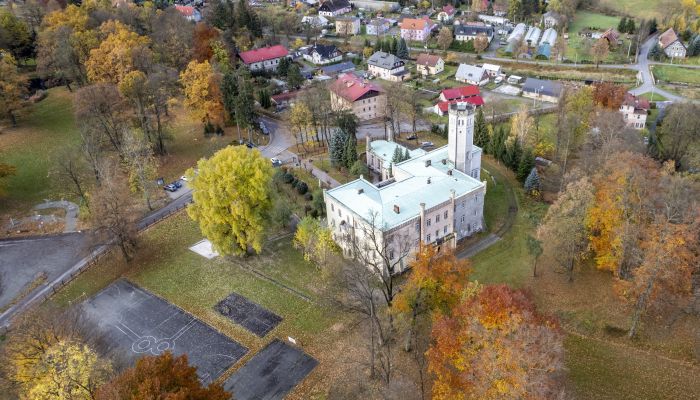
top-left (658, 84), bottom-right (700, 100)
top-left (565, 11), bottom-right (634, 64)
top-left (638, 91), bottom-right (668, 101)
top-left (568, 11), bottom-right (622, 35)
top-left (593, 0), bottom-right (662, 20)
top-left (652, 65), bottom-right (700, 85)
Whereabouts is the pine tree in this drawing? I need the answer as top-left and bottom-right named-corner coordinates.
top-left (330, 130), bottom-right (348, 167)
top-left (221, 70), bottom-right (238, 122)
top-left (403, 148), bottom-right (410, 161)
top-left (618, 17), bottom-right (628, 34)
top-left (650, 18), bottom-right (657, 33)
top-left (396, 38), bottom-right (409, 59)
top-left (523, 167), bottom-right (540, 194)
top-left (516, 149), bottom-right (535, 182)
top-left (287, 64), bottom-right (304, 88)
top-left (493, 126), bottom-right (507, 163)
top-left (278, 57), bottom-right (290, 76)
top-left (391, 146), bottom-right (402, 163)
top-left (474, 107), bottom-right (488, 148)
top-left (344, 135), bottom-right (358, 168)
top-left (626, 18), bottom-right (635, 34)
top-left (390, 36), bottom-right (398, 55)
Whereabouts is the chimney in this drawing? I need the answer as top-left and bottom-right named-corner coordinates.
top-left (357, 188), bottom-right (364, 194)
top-left (425, 160), bottom-right (431, 167)
top-left (393, 204), bottom-right (400, 214)
top-left (442, 158), bottom-right (447, 165)
top-left (427, 177), bottom-right (431, 184)
top-left (447, 169), bottom-right (453, 176)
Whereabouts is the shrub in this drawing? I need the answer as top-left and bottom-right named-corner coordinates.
top-left (283, 173), bottom-right (294, 184)
top-left (349, 160), bottom-right (369, 177)
top-left (297, 181), bottom-right (309, 195)
top-left (291, 177), bottom-right (299, 186)
top-left (304, 192), bottom-right (313, 201)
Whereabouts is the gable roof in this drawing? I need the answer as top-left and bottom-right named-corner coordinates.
top-left (436, 97), bottom-right (484, 113)
top-left (441, 85), bottom-right (481, 101)
top-left (329, 73), bottom-right (384, 102)
top-left (659, 28), bottom-right (682, 49)
top-left (601, 28), bottom-right (620, 43)
top-left (400, 17), bottom-right (428, 30)
top-left (455, 64), bottom-right (487, 82)
top-left (441, 4), bottom-right (456, 15)
top-left (622, 92), bottom-right (650, 111)
top-left (368, 51), bottom-right (403, 69)
top-left (522, 77), bottom-right (563, 98)
top-left (455, 24), bottom-right (494, 37)
top-left (175, 5), bottom-right (195, 16)
top-left (318, 0), bottom-right (350, 12)
top-left (239, 45), bottom-right (289, 64)
top-left (308, 44), bottom-right (340, 59)
top-left (416, 53), bottom-right (442, 67)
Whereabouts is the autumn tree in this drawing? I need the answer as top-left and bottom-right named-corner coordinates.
top-left (289, 101), bottom-right (314, 149)
top-left (428, 284), bottom-right (565, 400)
top-left (509, 103), bottom-right (535, 148)
top-left (0, 10), bottom-right (33, 63)
top-left (0, 52), bottom-right (27, 126)
top-left (474, 34), bottom-right (489, 54)
top-left (537, 177), bottom-right (594, 281)
top-left (85, 20), bottom-right (151, 85)
top-left (555, 87), bottom-right (594, 190)
top-left (293, 216), bottom-right (339, 266)
top-left (123, 131), bottom-right (159, 211)
top-left (180, 60), bottom-right (225, 124)
top-left (592, 81), bottom-right (626, 109)
top-left (96, 352), bottom-right (229, 400)
top-left (89, 169), bottom-right (139, 262)
top-left (591, 38), bottom-right (609, 66)
top-left (654, 102), bottom-right (700, 170)
top-left (75, 83), bottom-right (130, 159)
top-left (150, 7), bottom-right (194, 70)
top-left (192, 22), bottom-right (219, 62)
top-left (187, 146), bottom-right (273, 256)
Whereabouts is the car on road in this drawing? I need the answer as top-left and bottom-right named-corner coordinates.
top-left (406, 134), bottom-right (417, 140)
top-left (271, 157), bottom-right (282, 167)
top-left (420, 141), bottom-right (434, 148)
top-left (246, 142), bottom-right (256, 149)
top-left (163, 183), bottom-right (178, 192)
top-left (259, 121), bottom-right (269, 135)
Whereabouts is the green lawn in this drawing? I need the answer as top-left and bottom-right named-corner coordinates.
top-left (594, 0), bottom-right (662, 20)
top-left (568, 11), bottom-right (621, 35)
top-left (652, 65), bottom-right (700, 85)
top-left (565, 11), bottom-right (633, 64)
top-left (0, 88), bottom-right (81, 212)
top-left (638, 91), bottom-right (668, 102)
top-left (658, 84), bottom-right (700, 100)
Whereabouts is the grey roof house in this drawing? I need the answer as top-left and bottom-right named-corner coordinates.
top-left (522, 78), bottom-right (563, 103)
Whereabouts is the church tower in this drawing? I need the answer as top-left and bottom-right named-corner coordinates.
top-left (447, 103), bottom-right (476, 174)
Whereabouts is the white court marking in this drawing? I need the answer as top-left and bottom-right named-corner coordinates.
top-left (189, 239), bottom-right (219, 259)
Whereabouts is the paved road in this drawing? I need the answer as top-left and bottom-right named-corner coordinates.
top-left (34, 200), bottom-right (79, 232)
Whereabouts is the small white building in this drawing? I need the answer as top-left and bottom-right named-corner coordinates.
top-left (336, 17), bottom-right (361, 36)
top-left (238, 45), bottom-right (289, 72)
top-left (366, 18), bottom-right (391, 35)
top-left (619, 93), bottom-right (650, 129)
top-left (454, 24), bottom-right (495, 43)
top-left (477, 14), bottom-right (509, 26)
top-left (455, 64), bottom-right (489, 86)
top-left (302, 15), bottom-right (329, 28)
top-left (481, 63), bottom-right (501, 77)
top-left (318, 0), bottom-right (351, 17)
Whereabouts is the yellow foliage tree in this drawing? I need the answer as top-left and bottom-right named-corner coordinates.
top-left (293, 216), bottom-right (339, 266)
top-left (85, 20), bottom-right (151, 84)
top-left (179, 60), bottom-right (224, 124)
top-left (187, 146), bottom-right (273, 255)
top-left (0, 52), bottom-right (27, 126)
top-left (24, 340), bottom-right (112, 400)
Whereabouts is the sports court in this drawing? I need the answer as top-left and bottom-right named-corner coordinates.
top-left (82, 279), bottom-right (248, 384)
top-left (224, 339), bottom-right (318, 400)
top-left (215, 292), bottom-right (282, 337)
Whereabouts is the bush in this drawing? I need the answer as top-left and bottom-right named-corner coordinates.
top-left (304, 192), bottom-right (313, 201)
top-left (349, 160), bottom-right (369, 177)
top-left (282, 173), bottom-right (294, 184)
top-left (297, 181), bottom-right (309, 194)
top-left (291, 177), bottom-right (299, 186)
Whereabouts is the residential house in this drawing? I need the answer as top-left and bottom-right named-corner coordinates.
top-left (174, 5), bottom-right (202, 22)
top-left (477, 14), bottom-right (509, 26)
top-left (437, 4), bottom-right (456, 23)
top-left (366, 18), bottom-right (391, 35)
top-left (415, 54), bottom-right (444, 76)
top-left (271, 91), bottom-right (301, 108)
top-left (325, 103), bottom-right (486, 271)
top-left (328, 73), bottom-right (386, 121)
top-left (350, 0), bottom-right (399, 11)
top-left (601, 28), bottom-right (620, 46)
top-left (433, 85), bottom-right (484, 115)
top-left (480, 63), bottom-right (500, 77)
top-left (367, 51), bottom-right (411, 82)
top-left (400, 17), bottom-right (435, 42)
top-left (303, 44), bottom-right (343, 65)
top-left (454, 23), bottom-right (494, 43)
top-left (301, 15), bottom-right (329, 28)
top-left (238, 45), bottom-right (289, 72)
top-left (455, 64), bottom-right (489, 86)
top-left (522, 77), bottom-right (563, 103)
top-left (619, 93), bottom-right (650, 129)
top-left (318, 0), bottom-right (351, 17)
top-left (336, 16), bottom-right (361, 35)
top-left (541, 10), bottom-right (560, 28)
top-left (658, 28), bottom-right (687, 58)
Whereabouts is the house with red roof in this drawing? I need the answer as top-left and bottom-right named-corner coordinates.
top-left (175, 5), bottom-right (201, 22)
top-left (619, 92), bottom-right (650, 129)
top-left (437, 5), bottom-right (456, 23)
top-left (433, 85), bottom-right (484, 116)
top-left (238, 45), bottom-right (289, 72)
top-left (329, 73), bottom-right (386, 121)
top-left (400, 17), bottom-right (436, 42)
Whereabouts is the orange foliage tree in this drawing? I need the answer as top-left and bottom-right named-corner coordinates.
top-left (428, 285), bottom-right (565, 400)
top-left (193, 22), bottom-right (220, 62)
top-left (592, 81), bottom-right (627, 109)
top-left (95, 351), bottom-right (230, 400)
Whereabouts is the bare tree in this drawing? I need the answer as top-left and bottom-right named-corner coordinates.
top-left (75, 84), bottom-right (130, 159)
top-left (54, 146), bottom-right (89, 205)
top-left (123, 131), bottom-right (159, 211)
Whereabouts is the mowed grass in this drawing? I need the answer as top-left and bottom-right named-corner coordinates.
top-left (594, 0), bottom-right (662, 20)
top-left (638, 91), bottom-right (668, 101)
top-left (568, 11), bottom-right (621, 35)
top-left (652, 65), bottom-right (700, 85)
top-left (0, 88), bottom-right (81, 211)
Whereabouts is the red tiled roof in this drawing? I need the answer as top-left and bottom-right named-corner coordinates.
top-left (239, 45), bottom-right (289, 65)
top-left (416, 53), bottom-right (442, 67)
top-left (436, 97), bottom-right (484, 113)
top-left (622, 92), bottom-right (650, 110)
top-left (329, 73), bottom-right (384, 102)
top-left (440, 85), bottom-right (481, 101)
top-left (401, 18), bottom-right (428, 30)
top-left (442, 5), bottom-right (455, 15)
top-left (271, 90), bottom-right (301, 104)
top-left (175, 5), bottom-right (194, 16)
top-left (658, 28), bottom-right (679, 49)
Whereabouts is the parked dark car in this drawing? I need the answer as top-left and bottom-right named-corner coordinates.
top-left (163, 183), bottom-right (177, 192)
top-left (259, 121), bottom-right (270, 135)
top-left (246, 142), bottom-right (256, 149)
top-left (173, 180), bottom-right (183, 189)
